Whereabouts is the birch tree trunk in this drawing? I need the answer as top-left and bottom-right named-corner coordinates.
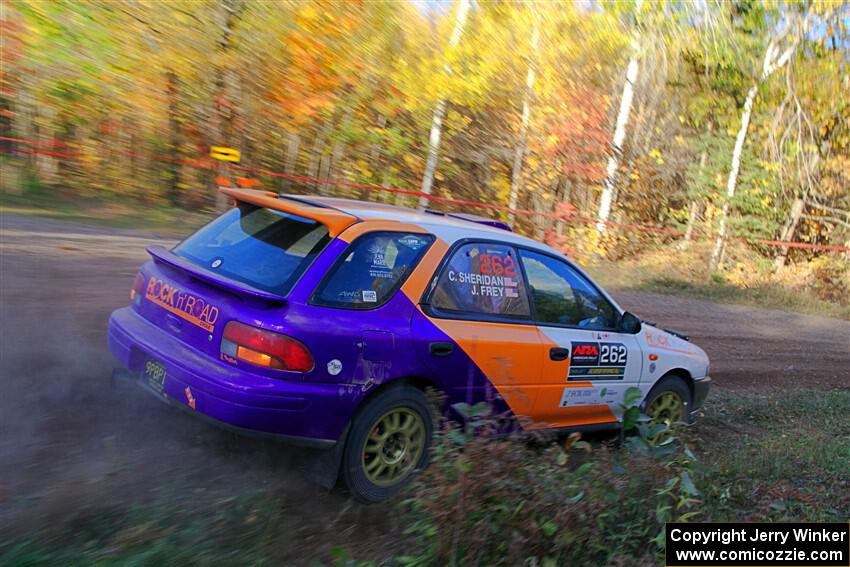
top-left (680, 142), bottom-right (709, 250)
top-left (773, 197), bottom-right (805, 270)
top-left (321, 109), bottom-right (352, 195)
top-left (681, 201), bottom-right (701, 246)
top-left (362, 113), bottom-right (388, 201)
top-left (531, 186), bottom-right (548, 241)
top-left (165, 70), bottom-right (182, 206)
top-left (507, 12), bottom-right (539, 227)
top-left (278, 131), bottom-right (300, 192)
top-left (418, 0), bottom-right (470, 209)
top-left (37, 106), bottom-right (59, 185)
top-left (284, 131), bottom-right (300, 175)
top-left (596, 0), bottom-right (643, 235)
top-left (213, 0), bottom-right (242, 211)
top-left (709, 18), bottom-right (805, 271)
top-left (307, 120), bottom-right (332, 190)
top-left (681, 119), bottom-right (714, 249)
top-left (845, 237), bottom-right (850, 266)
top-left (20, 88), bottom-right (36, 171)
top-left (708, 83), bottom-right (757, 270)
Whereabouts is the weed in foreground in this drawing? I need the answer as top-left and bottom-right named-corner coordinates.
top-left (396, 389), bottom-right (700, 567)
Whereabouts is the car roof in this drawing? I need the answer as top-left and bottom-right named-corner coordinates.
top-left (287, 194), bottom-right (557, 253)
top-left (259, 191), bottom-right (622, 313)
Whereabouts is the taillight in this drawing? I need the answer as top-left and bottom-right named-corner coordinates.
top-left (221, 321), bottom-right (314, 372)
top-left (130, 272), bottom-right (145, 307)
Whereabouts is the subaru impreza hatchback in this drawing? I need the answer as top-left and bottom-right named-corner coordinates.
top-left (108, 188), bottom-right (711, 502)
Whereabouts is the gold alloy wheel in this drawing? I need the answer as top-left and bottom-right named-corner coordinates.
top-left (362, 407), bottom-right (426, 487)
top-left (646, 391), bottom-right (685, 425)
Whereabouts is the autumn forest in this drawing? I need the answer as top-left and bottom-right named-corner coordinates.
top-left (1, 0), bottom-right (848, 283)
top-left (2, 3), bottom-right (850, 564)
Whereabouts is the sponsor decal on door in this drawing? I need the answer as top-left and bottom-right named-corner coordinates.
top-left (567, 341), bottom-right (627, 380)
top-left (559, 385), bottom-right (626, 407)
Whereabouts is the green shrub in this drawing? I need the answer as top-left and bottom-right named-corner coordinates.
top-left (397, 396), bottom-right (700, 567)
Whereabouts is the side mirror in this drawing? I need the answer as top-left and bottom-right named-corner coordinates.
top-left (619, 311), bottom-right (642, 334)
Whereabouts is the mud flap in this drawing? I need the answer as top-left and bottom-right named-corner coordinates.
top-left (301, 423), bottom-right (349, 490)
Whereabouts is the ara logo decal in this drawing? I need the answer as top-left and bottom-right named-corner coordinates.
top-left (327, 359), bottom-right (343, 376)
top-left (568, 341), bottom-right (628, 381)
top-left (572, 344), bottom-right (599, 357)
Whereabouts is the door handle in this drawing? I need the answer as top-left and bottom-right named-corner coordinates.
top-left (429, 341), bottom-right (454, 357)
top-left (549, 347), bottom-right (570, 361)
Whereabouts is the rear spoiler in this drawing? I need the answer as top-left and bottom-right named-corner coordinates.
top-left (146, 245), bottom-right (287, 303)
top-left (219, 187), bottom-right (358, 237)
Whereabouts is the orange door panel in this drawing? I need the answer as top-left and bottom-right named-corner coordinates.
top-left (423, 317), bottom-right (543, 418)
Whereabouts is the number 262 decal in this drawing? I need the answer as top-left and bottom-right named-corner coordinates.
top-left (568, 341), bottom-right (628, 380)
top-left (570, 341), bottom-right (628, 367)
top-left (479, 253), bottom-right (516, 277)
top-left (599, 343), bottom-right (627, 365)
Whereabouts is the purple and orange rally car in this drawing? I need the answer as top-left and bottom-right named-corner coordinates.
top-left (108, 188), bottom-right (710, 501)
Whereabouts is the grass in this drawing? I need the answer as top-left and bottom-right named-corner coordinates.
top-left (629, 276), bottom-right (849, 320)
top-left (0, 497), bottom-right (270, 567)
top-left (694, 389), bottom-right (850, 522)
top-left (3, 389), bottom-right (847, 566)
top-left (0, 189), bottom-right (212, 237)
top-left (0, 491), bottom-right (284, 567)
top-left (587, 243), bottom-right (850, 320)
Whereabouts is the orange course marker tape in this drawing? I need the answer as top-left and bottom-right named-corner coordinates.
top-left (2, 136), bottom-right (847, 253)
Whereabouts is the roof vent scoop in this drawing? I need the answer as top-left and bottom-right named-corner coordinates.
top-left (424, 209), bottom-right (512, 232)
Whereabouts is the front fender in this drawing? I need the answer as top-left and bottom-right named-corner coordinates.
top-left (638, 325), bottom-right (710, 384)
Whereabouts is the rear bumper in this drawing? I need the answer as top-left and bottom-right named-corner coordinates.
top-left (108, 307), bottom-right (356, 447)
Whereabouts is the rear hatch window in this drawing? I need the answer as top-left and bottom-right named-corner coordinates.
top-left (173, 204), bottom-right (330, 296)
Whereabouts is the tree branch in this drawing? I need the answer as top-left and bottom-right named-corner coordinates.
top-left (805, 202), bottom-right (850, 219)
top-left (802, 213), bottom-right (850, 229)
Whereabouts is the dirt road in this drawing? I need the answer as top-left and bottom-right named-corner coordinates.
top-left (1, 214), bottom-right (848, 555)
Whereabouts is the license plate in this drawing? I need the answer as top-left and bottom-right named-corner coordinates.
top-left (143, 359), bottom-right (167, 393)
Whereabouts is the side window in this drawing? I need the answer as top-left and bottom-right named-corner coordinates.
top-left (430, 243), bottom-right (530, 319)
top-left (313, 232), bottom-right (433, 309)
top-left (519, 249), bottom-right (618, 330)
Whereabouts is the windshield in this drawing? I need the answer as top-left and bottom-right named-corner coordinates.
top-left (173, 204), bottom-right (330, 295)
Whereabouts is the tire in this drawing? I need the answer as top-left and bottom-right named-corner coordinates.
top-left (341, 384), bottom-right (434, 503)
top-left (642, 374), bottom-right (692, 426)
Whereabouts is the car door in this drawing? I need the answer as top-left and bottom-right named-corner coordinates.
top-left (306, 230), bottom-right (435, 385)
top-left (412, 241), bottom-right (544, 419)
top-left (518, 249), bottom-right (644, 428)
